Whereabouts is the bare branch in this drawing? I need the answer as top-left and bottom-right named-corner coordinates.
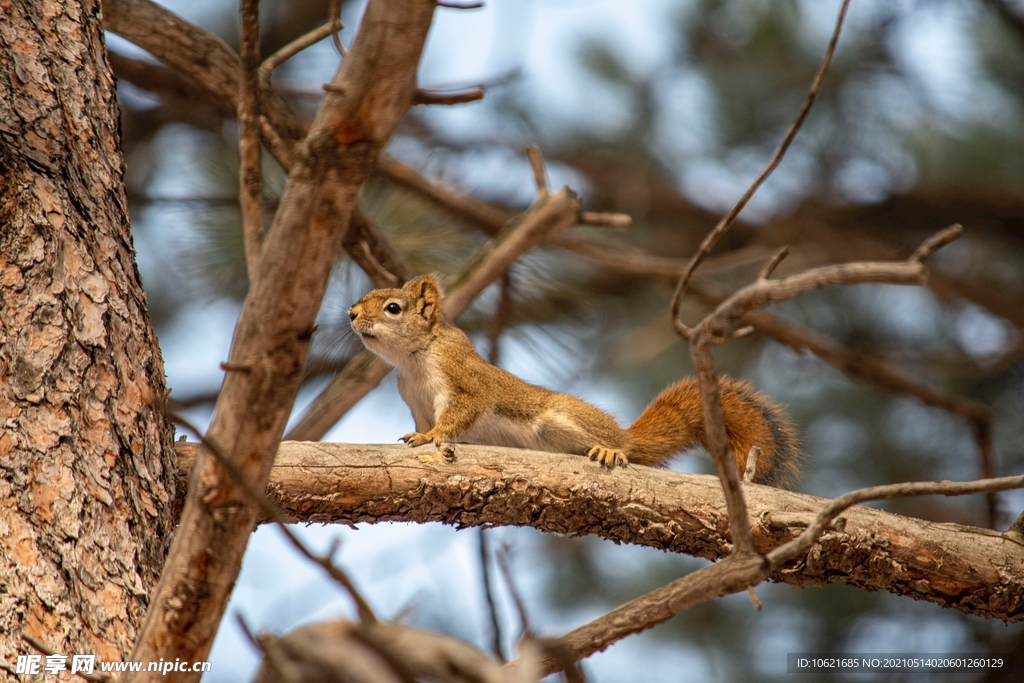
top-left (746, 587), bottom-right (763, 611)
top-left (578, 210), bottom-right (632, 229)
top-left (436, 0), bottom-right (485, 7)
top-left (496, 544), bottom-right (532, 639)
top-left (412, 86), bottom-right (485, 105)
top-left (102, 0), bottom-right (307, 167)
top-left (346, 206), bottom-right (416, 287)
top-left (911, 223), bottom-right (964, 262)
top-left (525, 145), bottom-right (548, 198)
top-left (536, 472), bottom-right (1024, 675)
top-left (767, 473), bottom-right (1024, 569)
top-left (260, 115), bottom-right (296, 170)
top-left (238, 0), bottom-right (263, 281)
top-left (708, 325), bottom-right (754, 345)
top-left (376, 154), bottom-right (514, 233)
top-left (671, 0), bottom-right (851, 339)
top-left (105, 51), bottom-right (236, 117)
top-left (688, 328), bottom-right (757, 556)
top-left (479, 529), bottom-right (505, 662)
top-left (329, 0), bottom-right (346, 56)
top-left (261, 22), bottom-right (341, 75)
top-left (701, 227), bottom-right (959, 341)
top-left (254, 621), bottom-right (518, 683)
top-left (757, 246), bottom-right (790, 281)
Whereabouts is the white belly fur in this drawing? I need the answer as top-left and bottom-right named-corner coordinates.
top-left (396, 359), bottom-right (448, 433)
top-left (462, 412), bottom-right (545, 450)
top-left (462, 408), bottom-right (593, 455)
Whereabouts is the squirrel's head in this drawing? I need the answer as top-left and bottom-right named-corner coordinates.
top-left (349, 274), bottom-right (443, 364)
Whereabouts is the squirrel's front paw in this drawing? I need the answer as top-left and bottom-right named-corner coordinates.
top-left (400, 432), bottom-right (434, 447)
top-left (587, 446), bottom-right (628, 470)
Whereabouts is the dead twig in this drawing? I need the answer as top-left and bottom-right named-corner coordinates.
top-left (578, 210), bottom-right (631, 229)
top-left (671, 0), bottom-right (851, 339)
top-left (479, 529), bottom-right (505, 662)
top-left (525, 145), bottom-right (548, 199)
top-left (412, 86), bottom-right (485, 105)
top-left (487, 273), bottom-right (514, 365)
top-left (496, 544), bottom-right (532, 640)
top-left (329, 0), bottom-right (346, 56)
top-left (238, 0), bottom-right (263, 281)
top-left (261, 21), bottom-right (342, 77)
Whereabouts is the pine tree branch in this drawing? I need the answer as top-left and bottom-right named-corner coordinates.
top-left (173, 441), bottom-right (1024, 623)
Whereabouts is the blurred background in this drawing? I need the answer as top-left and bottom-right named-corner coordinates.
top-left (106, 0), bottom-right (1024, 680)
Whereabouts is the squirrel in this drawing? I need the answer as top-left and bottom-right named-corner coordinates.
top-left (349, 274), bottom-right (800, 486)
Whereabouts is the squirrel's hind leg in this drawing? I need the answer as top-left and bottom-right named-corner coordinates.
top-left (534, 394), bottom-right (629, 469)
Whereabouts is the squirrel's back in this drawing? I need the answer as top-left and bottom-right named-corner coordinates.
top-left (626, 377), bottom-right (800, 486)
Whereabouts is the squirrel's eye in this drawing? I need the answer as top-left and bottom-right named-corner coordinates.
top-left (385, 302), bottom-right (402, 315)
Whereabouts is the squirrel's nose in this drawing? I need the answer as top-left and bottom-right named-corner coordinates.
top-left (349, 309), bottom-right (357, 321)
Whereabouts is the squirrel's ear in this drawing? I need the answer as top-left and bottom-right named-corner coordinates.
top-left (403, 274), bottom-right (443, 321)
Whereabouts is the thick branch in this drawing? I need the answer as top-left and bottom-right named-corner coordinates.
top-left (174, 442), bottom-right (1024, 622)
top-left (126, 2), bottom-right (437, 679)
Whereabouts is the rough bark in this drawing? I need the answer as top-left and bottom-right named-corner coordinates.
top-left (0, 0), bottom-right (174, 666)
top-left (175, 442), bottom-right (1024, 622)
top-left (125, 3), bottom-right (437, 679)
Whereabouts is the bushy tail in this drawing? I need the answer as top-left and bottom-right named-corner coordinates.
top-left (626, 377), bottom-right (800, 486)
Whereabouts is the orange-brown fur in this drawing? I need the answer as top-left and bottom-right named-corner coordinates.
top-left (350, 274), bottom-right (800, 486)
top-left (627, 378), bottom-right (799, 486)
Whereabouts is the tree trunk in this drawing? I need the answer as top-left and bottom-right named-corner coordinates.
top-left (0, 0), bottom-right (175, 666)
